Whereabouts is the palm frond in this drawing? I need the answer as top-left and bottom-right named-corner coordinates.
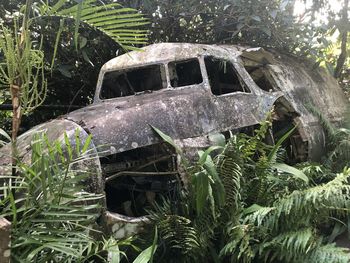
top-left (0, 132), bottom-right (105, 262)
top-left (48, 0), bottom-right (149, 50)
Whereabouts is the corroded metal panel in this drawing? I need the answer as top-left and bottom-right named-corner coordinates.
top-left (0, 43), bottom-right (348, 239)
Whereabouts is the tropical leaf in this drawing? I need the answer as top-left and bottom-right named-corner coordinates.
top-left (272, 163), bottom-right (309, 184)
top-left (151, 126), bottom-right (183, 155)
top-left (47, 0), bottom-right (149, 50)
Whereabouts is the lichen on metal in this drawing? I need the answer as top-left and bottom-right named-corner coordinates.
top-left (0, 43), bottom-right (348, 239)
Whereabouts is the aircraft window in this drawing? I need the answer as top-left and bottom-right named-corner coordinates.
top-left (244, 65), bottom-right (276, 92)
top-left (169, 59), bottom-right (203, 87)
top-left (204, 56), bottom-right (250, 95)
top-left (100, 64), bottom-right (164, 99)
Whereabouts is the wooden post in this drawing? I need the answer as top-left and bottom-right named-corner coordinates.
top-left (0, 218), bottom-right (11, 263)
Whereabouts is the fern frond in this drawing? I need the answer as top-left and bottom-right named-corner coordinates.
top-left (217, 136), bottom-right (243, 213)
top-left (261, 228), bottom-right (315, 261)
top-left (261, 228), bottom-right (350, 263)
top-left (328, 137), bottom-right (350, 169)
top-left (147, 198), bottom-right (202, 261)
top-left (220, 224), bottom-right (256, 263)
top-left (157, 215), bottom-right (200, 260)
top-left (304, 242), bottom-right (350, 263)
top-left (246, 169), bottom-right (350, 232)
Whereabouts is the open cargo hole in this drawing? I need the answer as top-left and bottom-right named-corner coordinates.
top-left (272, 98), bottom-right (308, 163)
top-left (101, 144), bottom-right (180, 217)
top-left (225, 98), bottom-right (308, 164)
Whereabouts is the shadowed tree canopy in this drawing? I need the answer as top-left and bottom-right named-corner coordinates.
top-left (0, 0), bottom-right (348, 133)
top-left (0, 0), bottom-right (148, 132)
top-left (121, 0), bottom-right (349, 82)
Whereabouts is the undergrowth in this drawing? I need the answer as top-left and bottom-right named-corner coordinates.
top-left (145, 114), bottom-right (350, 263)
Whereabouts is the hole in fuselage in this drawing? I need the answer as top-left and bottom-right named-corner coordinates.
top-left (272, 99), bottom-right (308, 164)
top-left (101, 144), bottom-right (180, 217)
top-left (224, 99), bottom-right (308, 164)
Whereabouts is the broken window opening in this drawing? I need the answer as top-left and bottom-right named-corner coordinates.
top-left (244, 65), bottom-right (276, 92)
top-left (101, 144), bottom-right (180, 217)
top-left (204, 56), bottom-right (249, 95)
top-left (100, 64), bottom-right (165, 99)
top-left (272, 99), bottom-right (308, 164)
top-left (169, 59), bottom-right (203, 88)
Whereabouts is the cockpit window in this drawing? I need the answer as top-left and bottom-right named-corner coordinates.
top-left (169, 59), bottom-right (203, 88)
top-left (100, 64), bottom-right (165, 99)
top-left (205, 56), bottom-right (250, 95)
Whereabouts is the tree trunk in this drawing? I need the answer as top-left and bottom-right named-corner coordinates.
top-left (10, 84), bottom-right (21, 143)
top-left (10, 0), bottom-right (31, 170)
top-left (10, 83), bottom-right (21, 176)
top-left (334, 0), bottom-right (349, 78)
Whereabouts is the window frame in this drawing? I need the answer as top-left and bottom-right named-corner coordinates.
top-left (98, 63), bottom-right (167, 101)
top-left (166, 58), bottom-right (205, 89)
top-left (202, 55), bottom-right (253, 97)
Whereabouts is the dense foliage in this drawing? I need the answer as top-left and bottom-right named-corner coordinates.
top-left (144, 115), bottom-right (350, 262)
top-left (0, 0), bottom-right (148, 132)
top-left (122, 0), bottom-right (349, 75)
top-left (1, 0), bottom-right (349, 133)
top-left (0, 0), bottom-right (349, 262)
top-left (0, 130), bottom-right (156, 262)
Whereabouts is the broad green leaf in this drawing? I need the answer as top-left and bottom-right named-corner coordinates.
top-left (133, 244), bottom-right (158, 263)
top-left (50, 18), bottom-right (64, 70)
top-left (81, 8), bottom-right (138, 20)
top-left (87, 13), bottom-right (144, 24)
top-left (58, 65), bottom-right (72, 78)
top-left (79, 36), bottom-right (88, 49)
top-left (261, 27), bottom-right (271, 37)
top-left (200, 153), bottom-right (225, 206)
top-left (193, 170), bottom-right (209, 214)
top-left (251, 15), bottom-right (262, 22)
top-left (268, 125), bottom-right (296, 163)
top-left (0, 128), bottom-right (11, 142)
top-left (81, 134), bottom-right (93, 153)
top-left (151, 126), bottom-right (182, 154)
top-left (273, 163), bottom-right (309, 184)
top-left (49, 0), bottom-right (68, 14)
top-left (198, 145), bottom-right (223, 165)
top-left (150, 227), bottom-right (158, 263)
top-left (109, 244), bottom-right (120, 263)
top-left (74, 0), bottom-right (83, 50)
top-left (243, 203), bottom-right (264, 215)
top-left (209, 133), bottom-right (226, 147)
top-left (326, 62), bottom-right (334, 75)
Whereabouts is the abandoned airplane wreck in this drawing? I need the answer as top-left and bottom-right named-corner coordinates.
top-left (0, 43), bottom-right (348, 238)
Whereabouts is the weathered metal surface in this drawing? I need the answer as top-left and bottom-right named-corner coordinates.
top-left (66, 84), bottom-right (278, 157)
top-left (0, 43), bottom-right (348, 239)
top-left (101, 211), bottom-right (149, 239)
top-left (0, 218), bottom-right (11, 263)
top-left (0, 119), bottom-right (104, 195)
